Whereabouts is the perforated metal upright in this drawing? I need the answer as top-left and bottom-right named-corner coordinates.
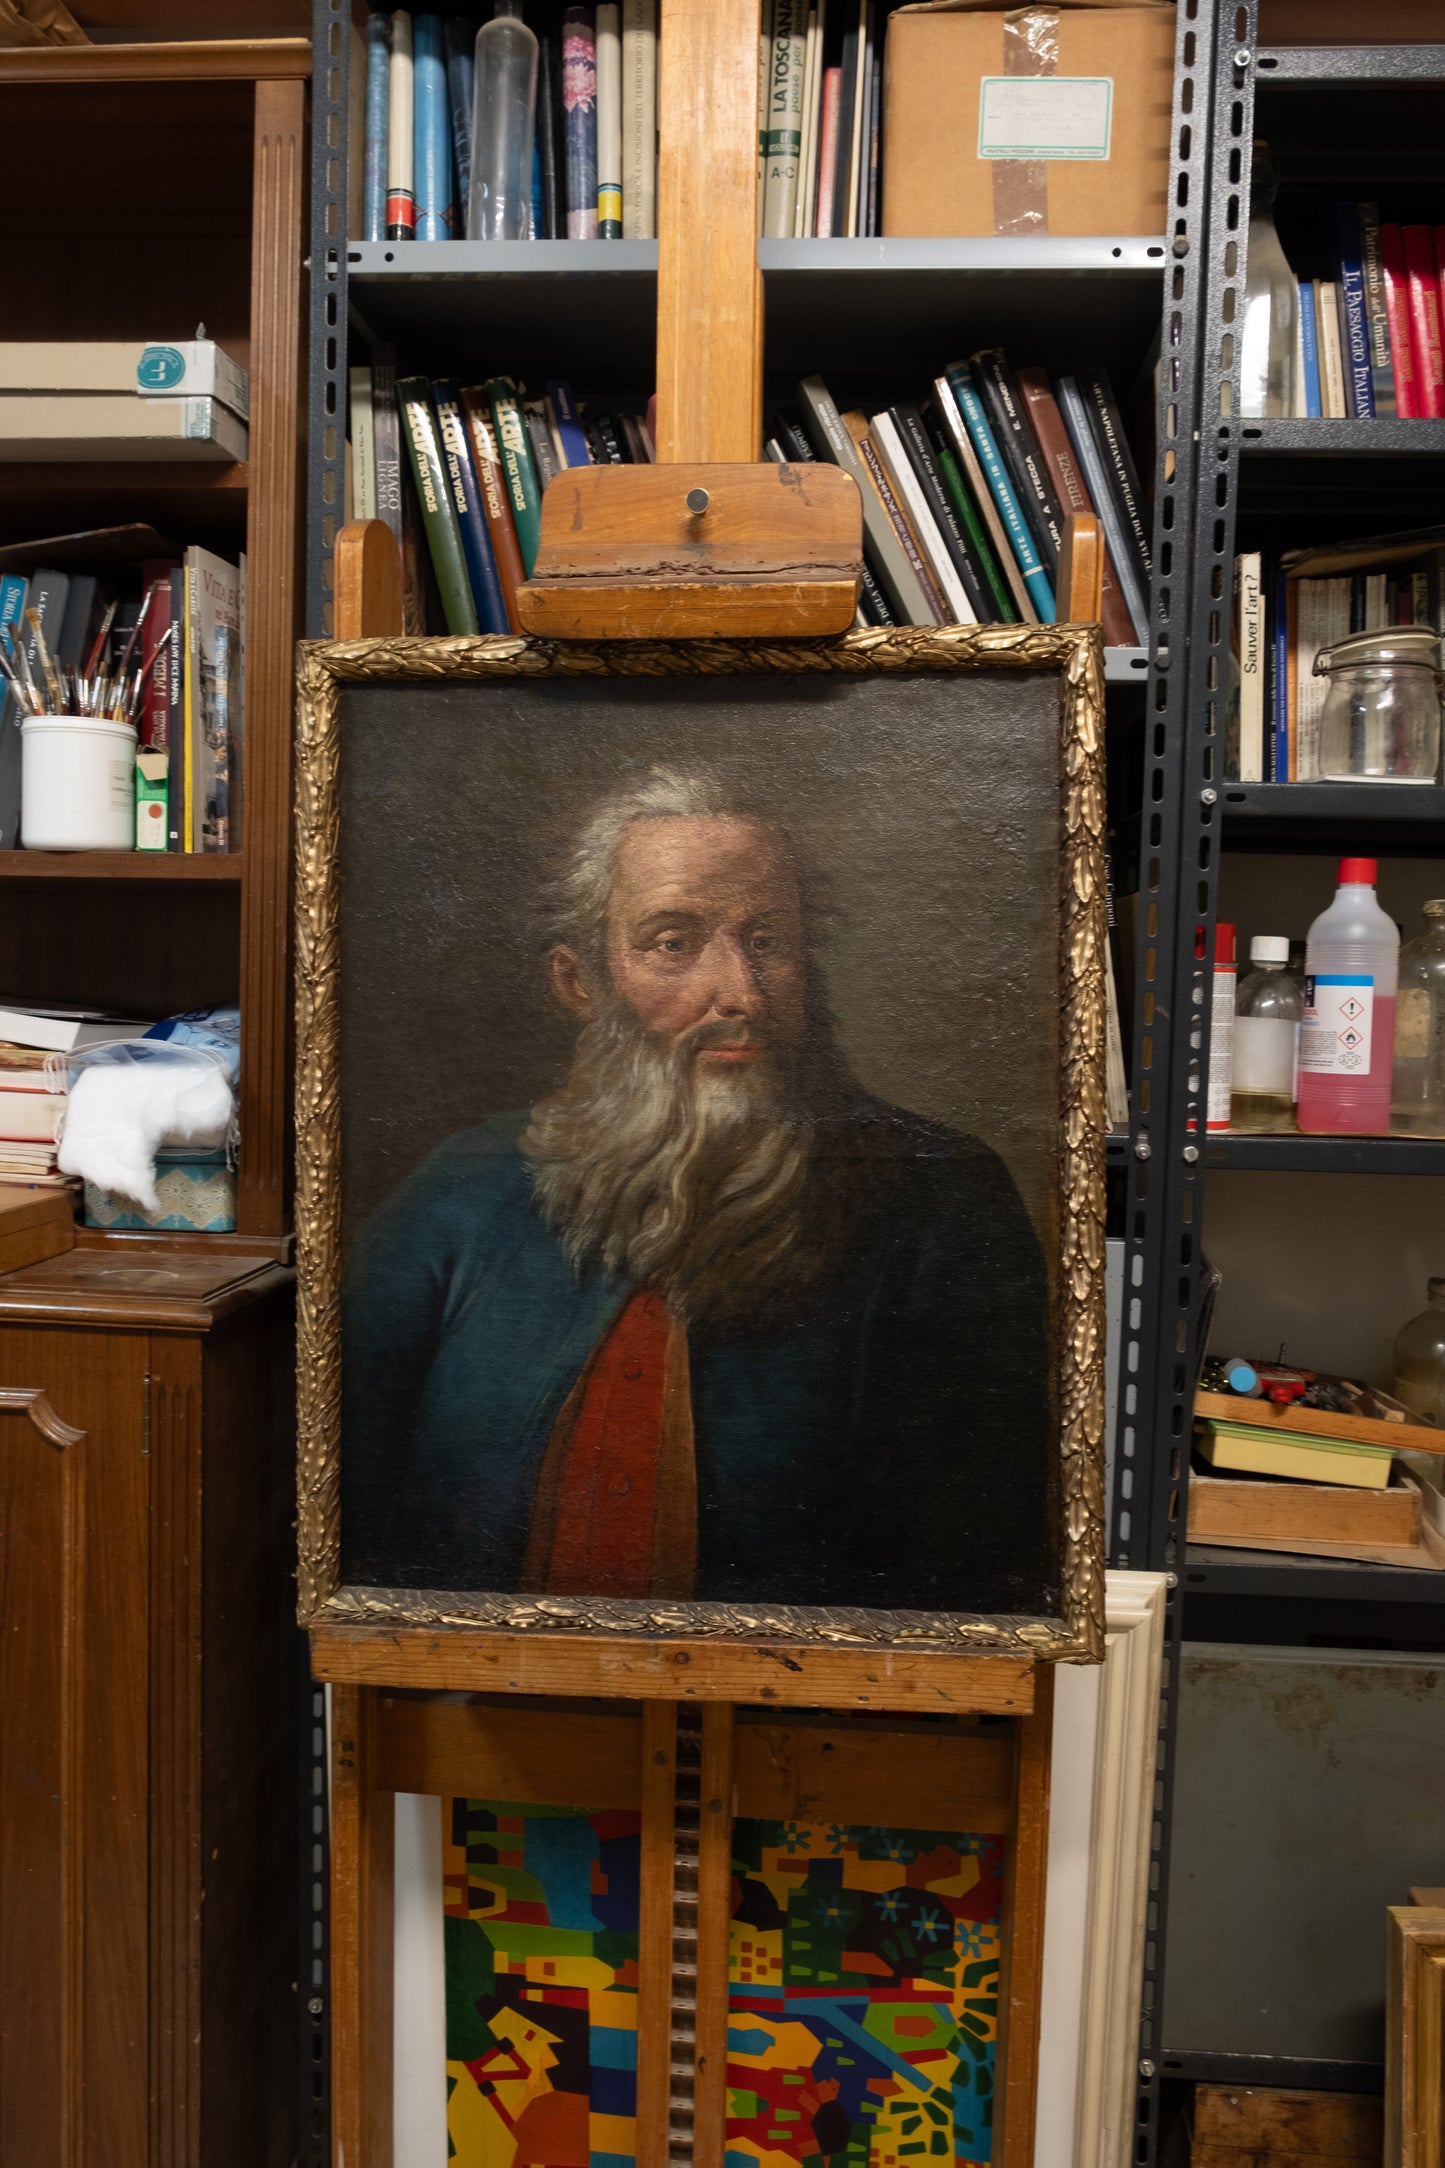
top-left (308, 0), bottom-right (353, 641)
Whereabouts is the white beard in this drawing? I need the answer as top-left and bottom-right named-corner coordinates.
top-left (522, 1006), bottom-right (815, 1322)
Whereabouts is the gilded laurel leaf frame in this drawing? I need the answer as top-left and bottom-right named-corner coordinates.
top-left (294, 624), bottom-right (1108, 1663)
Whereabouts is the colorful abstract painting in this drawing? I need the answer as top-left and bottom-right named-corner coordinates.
top-left (443, 1798), bottom-right (641, 2168)
top-left (727, 1818), bottom-right (1005, 2168)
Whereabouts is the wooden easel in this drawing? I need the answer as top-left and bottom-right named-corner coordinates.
top-left (321, 0), bottom-right (1107, 2139)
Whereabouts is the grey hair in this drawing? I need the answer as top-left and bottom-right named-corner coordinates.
top-left (544, 766), bottom-right (790, 972)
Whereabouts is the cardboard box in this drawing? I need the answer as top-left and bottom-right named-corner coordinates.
top-left (0, 1182), bottom-right (75, 1274)
top-left (0, 339), bottom-right (249, 420)
top-left (883, 2), bottom-right (1175, 239)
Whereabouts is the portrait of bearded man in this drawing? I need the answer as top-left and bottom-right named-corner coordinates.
top-left (342, 766), bottom-right (1054, 1619)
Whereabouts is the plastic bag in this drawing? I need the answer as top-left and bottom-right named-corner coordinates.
top-left (53, 1039), bottom-right (237, 1214)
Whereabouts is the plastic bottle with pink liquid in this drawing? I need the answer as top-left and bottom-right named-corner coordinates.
top-left (1296, 856), bottom-right (1399, 1134)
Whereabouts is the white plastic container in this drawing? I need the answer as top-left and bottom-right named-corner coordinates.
top-left (1297, 856), bottom-right (1399, 1134)
top-left (20, 712), bottom-right (136, 851)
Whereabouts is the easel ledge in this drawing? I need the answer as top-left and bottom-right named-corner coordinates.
top-left (309, 1621), bottom-right (1037, 1713)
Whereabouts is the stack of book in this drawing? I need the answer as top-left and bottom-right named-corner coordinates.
top-left (1228, 522), bottom-right (1445, 782)
top-left (0, 1004), bottom-right (154, 1195)
top-left (758, 0), bottom-right (883, 240)
top-left (1190, 1384), bottom-right (1445, 1570)
top-left (1290, 208), bottom-right (1445, 421)
top-left (362, 5), bottom-right (657, 243)
top-left (0, 534), bottom-right (244, 854)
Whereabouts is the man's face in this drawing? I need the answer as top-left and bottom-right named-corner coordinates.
top-left (602, 815), bottom-right (807, 1061)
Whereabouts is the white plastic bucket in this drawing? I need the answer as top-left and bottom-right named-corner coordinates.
top-left (21, 713), bottom-right (136, 851)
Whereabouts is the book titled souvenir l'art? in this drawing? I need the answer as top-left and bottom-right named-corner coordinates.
top-left (363, 10), bottom-right (390, 242)
top-left (386, 7), bottom-right (417, 240)
top-left (562, 4), bottom-right (599, 239)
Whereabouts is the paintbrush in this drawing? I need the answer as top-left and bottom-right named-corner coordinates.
top-left (23, 607), bottom-right (63, 713)
top-left (83, 597), bottom-right (118, 684)
top-left (114, 580), bottom-right (159, 687)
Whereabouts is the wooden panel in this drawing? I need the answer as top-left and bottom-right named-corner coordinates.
top-left (0, 38), bottom-right (312, 82)
top-left (1386, 1910), bottom-right (1445, 2168)
top-left (237, 72), bottom-right (305, 1236)
top-left (1058, 511), bottom-right (1105, 625)
top-left (0, 880), bottom-right (239, 1021)
top-left (309, 1626), bottom-right (1038, 1715)
top-left (655, 0), bottom-right (763, 460)
top-left (0, 1333), bottom-right (150, 2168)
top-left (1195, 2084), bottom-right (1385, 2162)
top-left (0, 851), bottom-right (243, 882)
top-left (526, 461), bottom-right (862, 576)
top-left (692, 1705), bottom-right (735, 2168)
top-left (734, 1720), bottom-right (1013, 1831)
top-left (996, 1671), bottom-right (1052, 2168)
top-left (335, 520), bottom-right (404, 641)
top-left (637, 1704), bottom-right (678, 2168)
top-left (517, 577), bottom-right (861, 639)
top-left (330, 1686), bottom-right (395, 2168)
top-left (372, 1694), bottom-right (642, 1807)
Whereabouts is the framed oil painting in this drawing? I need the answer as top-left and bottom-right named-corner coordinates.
top-left (295, 626), bottom-right (1107, 1661)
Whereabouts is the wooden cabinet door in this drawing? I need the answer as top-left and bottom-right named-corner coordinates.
top-left (0, 1328), bottom-right (150, 2168)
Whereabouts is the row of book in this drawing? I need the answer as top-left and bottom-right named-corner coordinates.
top-left (1292, 209), bottom-right (1445, 421)
top-left (0, 545), bottom-right (244, 852)
top-left (758, 0), bottom-right (882, 241)
top-left (1228, 522), bottom-right (1445, 782)
top-left (364, 4), bottom-right (658, 244)
top-left (352, 346), bottom-right (1154, 643)
top-left (0, 1003), bottom-right (154, 1192)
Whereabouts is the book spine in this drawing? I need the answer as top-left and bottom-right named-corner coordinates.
top-left (1381, 224), bottom-right (1421, 419)
top-left (349, 366), bottom-right (376, 520)
top-left (460, 388), bottom-right (526, 630)
top-left (1316, 280), bottom-right (1345, 416)
top-left (370, 346), bottom-right (404, 544)
top-left (364, 10), bottom-right (391, 241)
top-left (968, 350), bottom-right (1061, 575)
top-left (595, 3), bottom-right (623, 237)
top-left (933, 437), bottom-right (1013, 622)
top-left (1403, 225), bottom-right (1445, 418)
top-left (0, 573), bottom-right (25, 820)
top-left (1079, 368), bottom-right (1153, 580)
top-left (869, 410), bottom-right (969, 620)
top-left (386, 8), bottom-right (417, 240)
top-left (844, 0), bottom-right (866, 237)
top-left (1336, 204), bottom-right (1375, 420)
top-left (562, 6), bottom-right (599, 239)
top-left (865, 38), bottom-right (880, 237)
top-left (814, 67), bottom-right (840, 237)
top-left (793, 3), bottom-right (819, 237)
top-left (620, 0), bottom-right (656, 237)
top-left (167, 568), bottom-right (185, 848)
top-left (829, 1), bottom-right (857, 241)
top-left (946, 368), bottom-right (1055, 620)
top-left (141, 558), bottom-right (179, 748)
top-left (397, 375), bottom-right (480, 632)
top-left (852, 424), bottom-right (947, 622)
top-left (1357, 202), bottom-right (1396, 418)
top-left (444, 16), bottom-right (475, 219)
top-left (1055, 376), bottom-right (1149, 643)
top-left (546, 379), bottom-right (593, 466)
top-left (535, 31), bottom-right (562, 239)
top-left (524, 400), bottom-right (561, 487)
top-left (1015, 366), bottom-right (1134, 648)
top-left (1297, 281), bottom-right (1323, 418)
top-left (761, 0), bottom-right (806, 240)
top-left (793, 375), bottom-right (932, 625)
top-left (412, 14), bottom-right (453, 239)
top-left (487, 376), bottom-right (543, 574)
top-left (1237, 550), bottom-right (1264, 783)
top-left (930, 376), bottom-right (1035, 622)
top-left (892, 402), bottom-right (988, 621)
top-left (183, 558), bottom-right (198, 850)
top-left (432, 379), bottom-right (510, 633)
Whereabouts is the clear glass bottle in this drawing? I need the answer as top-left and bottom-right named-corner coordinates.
top-left (1316, 627), bottom-right (1442, 784)
top-left (1393, 899), bottom-right (1445, 1135)
top-left (469, 0), bottom-right (539, 241)
top-left (1393, 1279), bottom-right (1445, 1417)
top-left (1239, 141), bottom-right (1297, 419)
top-left (1231, 935), bottom-right (1303, 1132)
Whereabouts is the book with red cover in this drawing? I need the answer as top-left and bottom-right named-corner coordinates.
top-left (459, 387), bottom-right (526, 633)
top-left (140, 554), bottom-right (179, 749)
top-left (1380, 224), bottom-right (1420, 419)
top-left (814, 67), bottom-right (841, 237)
top-left (1015, 368), bottom-right (1134, 647)
top-left (1402, 225), bottom-right (1445, 419)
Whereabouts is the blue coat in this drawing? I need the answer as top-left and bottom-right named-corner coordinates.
top-left (341, 1097), bottom-right (1055, 1616)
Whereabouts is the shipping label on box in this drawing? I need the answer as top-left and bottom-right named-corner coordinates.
top-left (978, 76), bottom-right (1114, 160)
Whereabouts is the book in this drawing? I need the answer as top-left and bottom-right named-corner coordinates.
top-left (524, 400), bottom-right (561, 488)
top-left (1357, 203), bottom-right (1396, 418)
top-left (536, 30), bottom-right (563, 238)
top-left (1297, 280), bottom-right (1323, 418)
top-left (167, 567), bottom-right (185, 847)
top-left (397, 375), bottom-right (480, 633)
top-left (843, 0), bottom-right (867, 237)
top-left (138, 557), bottom-right (177, 751)
top-left (6, 569), bottom-right (67, 847)
top-left (443, 15), bottom-right (475, 220)
top-left (1235, 551), bottom-right (1264, 782)
top-left (562, 6), bottom-right (599, 240)
top-left (185, 546), bottom-right (241, 852)
top-left (487, 378), bottom-right (543, 575)
top-left (620, 0), bottom-right (656, 238)
top-left (846, 414), bottom-right (948, 621)
top-left (0, 394), bottom-right (247, 462)
top-left (1402, 225), bottom-right (1445, 419)
top-left (547, 380), bottom-right (592, 467)
top-left (0, 1085), bottom-right (68, 1146)
top-left (0, 1005), bottom-right (154, 1053)
top-left (1316, 278), bottom-right (1346, 416)
top-left (928, 422), bottom-right (1015, 623)
top-left (363, 9), bottom-right (391, 241)
top-left (943, 367), bottom-right (1055, 621)
top-left (460, 390), bottom-right (527, 629)
top-left (795, 376), bottom-right (934, 625)
top-left (1056, 376), bottom-right (1149, 643)
top-left (1016, 365), bottom-right (1134, 648)
top-left (762, 0), bottom-right (807, 239)
top-left (1381, 223), bottom-right (1420, 419)
top-left (969, 349), bottom-right (1062, 577)
top-left (350, 366), bottom-right (376, 521)
top-left (891, 401), bottom-right (990, 622)
top-left (386, 6), bottom-right (417, 239)
top-left (1077, 368), bottom-right (1153, 587)
top-left (432, 379), bottom-right (511, 634)
top-left (1196, 1418), bottom-right (1395, 1491)
top-left (370, 346), bottom-right (404, 544)
top-left (412, 13), bottom-right (453, 240)
top-left (1336, 202), bottom-right (1375, 419)
top-left (929, 379), bottom-right (1035, 624)
top-left (829, 0), bottom-right (859, 239)
top-left (864, 31), bottom-right (880, 236)
top-left (814, 66), bottom-right (841, 237)
top-left (795, 0), bottom-right (821, 237)
top-left (595, 3), bottom-right (623, 236)
top-left (869, 408), bottom-right (974, 622)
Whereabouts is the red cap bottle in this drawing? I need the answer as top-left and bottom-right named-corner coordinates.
top-left (1339, 857), bottom-right (1378, 884)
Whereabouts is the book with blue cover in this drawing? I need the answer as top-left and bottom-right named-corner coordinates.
top-left (432, 379), bottom-right (510, 632)
top-left (412, 13), bottom-right (455, 240)
top-left (1336, 203), bottom-right (1375, 419)
top-left (944, 367), bottom-right (1055, 621)
top-left (1297, 280), bottom-right (1323, 418)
